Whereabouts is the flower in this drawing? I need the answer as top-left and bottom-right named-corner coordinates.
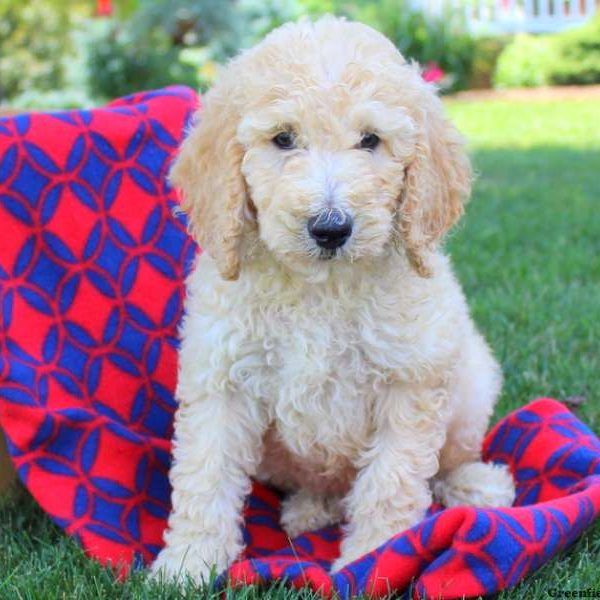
top-left (422, 62), bottom-right (445, 83)
top-left (95, 0), bottom-right (112, 17)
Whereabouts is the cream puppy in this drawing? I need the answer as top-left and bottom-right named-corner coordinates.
top-left (152, 16), bottom-right (515, 581)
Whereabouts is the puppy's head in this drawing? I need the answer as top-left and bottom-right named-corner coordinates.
top-left (171, 17), bottom-right (471, 280)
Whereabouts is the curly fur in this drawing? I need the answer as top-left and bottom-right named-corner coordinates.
top-left (152, 17), bottom-right (515, 582)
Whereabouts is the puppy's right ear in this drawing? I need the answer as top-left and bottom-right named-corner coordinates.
top-left (170, 80), bottom-right (249, 281)
top-left (396, 74), bottom-right (471, 277)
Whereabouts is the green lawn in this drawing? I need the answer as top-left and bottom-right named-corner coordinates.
top-left (447, 98), bottom-right (600, 598)
top-left (1, 98), bottom-right (599, 598)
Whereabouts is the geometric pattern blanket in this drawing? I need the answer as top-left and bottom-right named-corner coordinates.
top-left (1, 87), bottom-right (599, 599)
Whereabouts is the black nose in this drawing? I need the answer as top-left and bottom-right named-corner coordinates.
top-left (307, 209), bottom-right (353, 249)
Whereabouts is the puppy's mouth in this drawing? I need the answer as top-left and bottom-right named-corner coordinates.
top-left (317, 248), bottom-right (339, 261)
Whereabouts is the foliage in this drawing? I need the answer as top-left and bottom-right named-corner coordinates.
top-left (127, 0), bottom-right (241, 59)
top-left (296, 0), bottom-right (368, 17)
top-left (4, 89), bottom-right (93, 110)
top-left (87, 24), bottom-right (201, 101)
top-left (468, 36), bottom-right (511, 89)
top-left (85, 0), bottom-right (481, 100)
top-left (237, 0), bottom-right (378, 48)
top-left (86, 0), bottom-right (246, 101)
top-left (238, 0), bottom-right (303, 46)
top-left (494, 13), bottom-right (600, 88)
top-left (355, 0), bottom-right (476, 92)
top-left (493, 34), bottom-right (556, 88)
top-left (0, 1), bottom-right (73, 101)
top-left (550, 13), bottom-right (600, 85)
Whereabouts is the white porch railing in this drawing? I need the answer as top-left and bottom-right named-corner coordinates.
top-left (413, 0), bottom-right (599, 34)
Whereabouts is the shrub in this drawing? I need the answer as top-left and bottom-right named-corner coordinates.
top-left (239, 0), bottom-right (303, 44)
top-left (493, 34), bottom-right (557, 88)
top-left (0, 0), bottom-right (73, 102)
top-left (494, 13), bottom-right (600, 88)
top-left (127, 0), bottom-right (241, 59)
top-left (87, 0), bottom-right (242, 100)
top-left (87, 27), bottom-right (201, 101)
top-left (551, 14), bottom-right (600, 85)
top-left (296, 0), bottom-right (368, 18)
top-left (4, 89), bottom-right (92, 110)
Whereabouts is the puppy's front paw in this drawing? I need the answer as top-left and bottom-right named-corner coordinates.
top-left (331, 509), bottom-right (425, 572)
top-left (331, 535), bottom-right (399, 572)
top-left (433, 461), bottom-right (515, 508)
top-left (150, 547), bottom-right (213, 585)
top-left (150, 536), bottom-right (242, 585)
top-left (331, 549), bottom-right (364, 573)
top-left (331, 534), bottom-right (393, 573)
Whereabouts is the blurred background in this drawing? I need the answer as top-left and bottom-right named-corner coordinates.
top-left (1, 0), bottom-right (599, 109)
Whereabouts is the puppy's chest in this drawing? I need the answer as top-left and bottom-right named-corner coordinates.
top-left (256, 308), bottom-right (387, 461)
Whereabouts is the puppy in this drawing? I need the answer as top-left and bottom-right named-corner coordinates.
top-left (152, 16), bottom-right (515, 581)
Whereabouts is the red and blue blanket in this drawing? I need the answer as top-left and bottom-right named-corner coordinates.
top-left (0, 87), bottom-right (599, 599)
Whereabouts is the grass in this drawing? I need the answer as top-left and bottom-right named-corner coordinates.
top-left (448, 99), bottom-right (600, 431)
top-left (1, 97), bottom-right (600, 598)
top-left (446, 98), bottom-right (600, 598)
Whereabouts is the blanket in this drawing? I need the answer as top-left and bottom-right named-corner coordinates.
top-left (1, 87), bottom-right (599, 599)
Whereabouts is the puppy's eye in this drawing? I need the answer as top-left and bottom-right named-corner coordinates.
top-left (359, 132), bottom-right (380, 151)
top-left (272, 131), bottom-right (296, 150)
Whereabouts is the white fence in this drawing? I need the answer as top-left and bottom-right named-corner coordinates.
top-left (414, 0), bottom-right (599, 34)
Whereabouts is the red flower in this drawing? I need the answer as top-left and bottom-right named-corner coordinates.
top-left (96, 0), bottom-right (112, 17)
top-left (422, 62), bottom-right (445, 83)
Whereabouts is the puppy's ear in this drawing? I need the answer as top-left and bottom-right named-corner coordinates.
top-left (398, 92), bottom-right (471, 276)
top-left (170, 81), bottom-right (249, 281)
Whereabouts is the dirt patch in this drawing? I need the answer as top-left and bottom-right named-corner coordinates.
top-left (0, 107), bottom-right (24, 117)
top-left (447, 85), bottom-right (600, 102)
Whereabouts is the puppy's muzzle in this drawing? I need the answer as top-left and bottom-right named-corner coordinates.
top-left (307, 209), bottom-right (353, 250)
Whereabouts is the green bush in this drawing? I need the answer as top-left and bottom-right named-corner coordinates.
top-left (494, 34), bottom-right (557, 88)
top-left (0, 0), bottom-right (72, 102)
top-left (86, 0), bottom-right (245, 100)
top-left (126, 0), bottom-right (240, 60)
top-left (239, 0), bottom-right (303, 44)
top-left (296, 0), bottom-right (369, 18)
top-left (551, 14), bottom-right (600, 85)
top-left (87, 27), bottom-right (201, 100)
top-left (494, 13), bottom-right (600, 88)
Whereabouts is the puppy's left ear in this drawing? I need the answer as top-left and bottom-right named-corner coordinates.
top-left (398, 89), bottom-right (472, 276)
top-left (169, 77), bottom-right (250, 281)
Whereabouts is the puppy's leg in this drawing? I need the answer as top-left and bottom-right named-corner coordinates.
top-left (152, 391), bottom-right (267, 583)
top-left (280, 491), bottom-right (344, 538)
top-left (332, 383), bottom-right (449, 571)
top-left (434, 331), bottom-right (515, 509)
